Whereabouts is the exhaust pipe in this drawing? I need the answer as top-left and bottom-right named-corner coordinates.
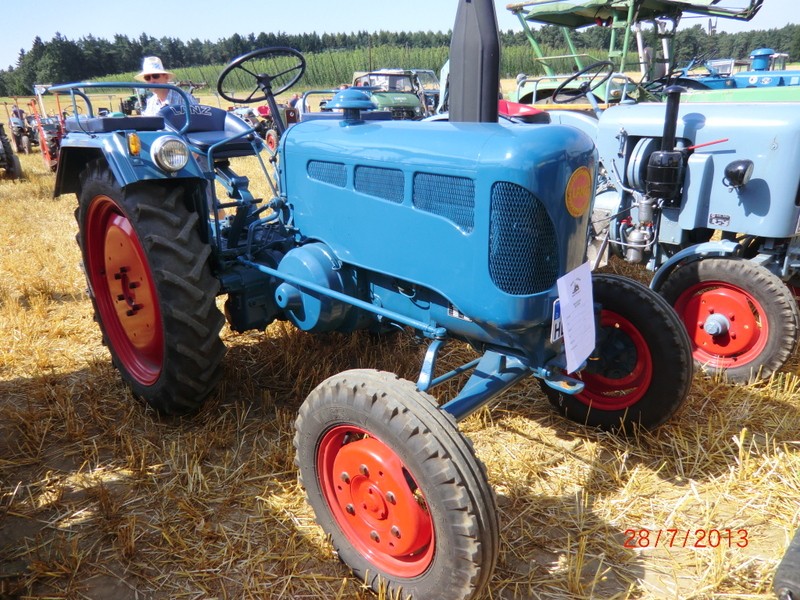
top-left (448, 0), bottom-right (500, 123)
top-left (646, 85), bottom-right (686, 202)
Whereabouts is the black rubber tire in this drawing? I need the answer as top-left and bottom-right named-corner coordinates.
top-left (76, 160), bottom-right (226, 414)
top-left (542, 274), bottom-right (693, 433)
top-left (21, 135), bottom-right (31, 154)
top-left (1, 133), bottom-right (19, 179)
top-left (7, 154), bottom-right (22, 180)
top-left (658, 258), bottom-right (800, 383)
top-left (774, 528), bottom-right (800, 599)
top-left (294, 369), bottom-right (499, 600)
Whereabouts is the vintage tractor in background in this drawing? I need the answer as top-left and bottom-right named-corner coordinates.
top-left (36, 115), bottom-right (64, 172)
top-left (118, 94), bottom-right (143, 115)
top-left (8, 113), bottom-right (37, 154)
top-left (649, 46), bottom-right (800, 100)
top-left (351, 69), bottom-right (429, 119)
top-left (226, 103), bottom-right (299, 151)
top-left (27, 95), bottom-right (65, 172)
top-left (506, 0), bottom-right (768, 105)
top-left (542, 69), bottom-right (800, 383)
top-left (51, 2), bottom-right (693, 598)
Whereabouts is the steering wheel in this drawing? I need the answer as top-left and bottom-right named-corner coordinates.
top-left (551, 60), bottom-right (614, 104)
top-left (645, 52), bottom-right (713, 95)
top-left (217, 47), bottom-right (306, 104)
top-left (62, 104), bottom-right (83, 118)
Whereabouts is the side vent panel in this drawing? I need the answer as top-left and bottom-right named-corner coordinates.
top-left (308, 160), bottom-right (347, 188)
top-left (413, 172), bottom-right (475, 232)
top-left (355, 166), bottom-right (405, 203)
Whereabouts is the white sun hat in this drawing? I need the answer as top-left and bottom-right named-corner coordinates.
top-left (135, 56), bottom-right (174, 82)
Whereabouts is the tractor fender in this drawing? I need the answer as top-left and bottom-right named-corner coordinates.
top-left (649, 240), bottom-right (741, 292)
top-left (54, 145), bottom-right (104, 197)
top-left (55, 138), bottom-right (206, 197)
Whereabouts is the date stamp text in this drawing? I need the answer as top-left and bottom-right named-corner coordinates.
top-left (622, 528), bottom-right (749, 549)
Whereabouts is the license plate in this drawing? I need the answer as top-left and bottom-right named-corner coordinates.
top-left (550, 299), bottom-right (563, 342)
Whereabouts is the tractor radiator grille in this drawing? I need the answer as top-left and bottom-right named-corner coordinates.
top-left (354, 166), bottom-right (404, 203)
top-left (489, 182), bottom-right (558, 295)
top-left (413, 173), bottom-right (474, 232)
top-left (308, 160), bottom-right (347, 188)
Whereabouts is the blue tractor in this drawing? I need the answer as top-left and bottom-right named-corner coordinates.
top-left (51, 2), bottom-right (692, 598)
top-left (654, 47), bottom-right (800, 97)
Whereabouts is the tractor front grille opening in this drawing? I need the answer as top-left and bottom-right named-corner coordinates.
top-left (489, 182), bottom-right (558, 295)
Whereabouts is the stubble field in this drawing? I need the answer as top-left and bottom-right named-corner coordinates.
top-left (0, 150), bottom-right (798, 600)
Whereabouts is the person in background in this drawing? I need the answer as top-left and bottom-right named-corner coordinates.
top-left (136, 56), bottom-right (196, 116)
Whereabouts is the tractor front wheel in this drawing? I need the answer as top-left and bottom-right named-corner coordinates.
top-left (542, 274), bottom-right (693, 432)
top-left (294, 369), bottom-right (499, 600)
top-left (658, 257), bottom-right (799, 383)
top-left (76, 160), bottom-right (226, 414)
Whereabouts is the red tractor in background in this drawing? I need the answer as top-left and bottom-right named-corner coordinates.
top-left (28, 87), bottom-right (66, 172)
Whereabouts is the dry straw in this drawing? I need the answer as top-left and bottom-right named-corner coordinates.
top-left (1, 152), bottom-right (798, 599)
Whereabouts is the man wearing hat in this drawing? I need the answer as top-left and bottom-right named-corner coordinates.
top-left (136, 56), bottom-right (196, 116)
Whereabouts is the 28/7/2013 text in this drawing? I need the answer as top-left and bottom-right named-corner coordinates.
top-left (623, 528), bottom-right (749, 549)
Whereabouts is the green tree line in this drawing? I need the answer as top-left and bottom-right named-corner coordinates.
top-left (2, 24), bottom-right (798, 96)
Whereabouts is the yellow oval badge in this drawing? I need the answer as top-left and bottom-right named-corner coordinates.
top-left (565, 166), bottom-right (592, 218)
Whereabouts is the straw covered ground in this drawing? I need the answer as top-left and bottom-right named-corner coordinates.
top-left (1, 152), bottom-right (798, 599)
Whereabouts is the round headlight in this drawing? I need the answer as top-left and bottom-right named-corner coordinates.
top-left (151, 136), bottom-right (189, 172)
top-left (723, 159), bottom-right (754, 189)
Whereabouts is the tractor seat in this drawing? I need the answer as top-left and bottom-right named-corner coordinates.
top-left (498, 99), bottom-right (551, 124)
top-left (158, 105), bottom-right (261, 158)
top-left (65, 115), bottom-right (164, 133)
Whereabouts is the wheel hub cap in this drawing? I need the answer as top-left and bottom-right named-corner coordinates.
top-left (575, 309), bottom-right (653, 410)
top-left (318, 426), bottom-right (435, 577)
top-left (676, 283), bottom-right (766, 365)
top-left (702, 313), bottom-right (730, 337)
top-left (331, 437), bottom-right (432, 557)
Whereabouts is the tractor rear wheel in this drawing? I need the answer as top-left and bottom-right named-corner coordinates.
top-left (542, 274), bottom-right (693, 433)
top-left (294, 369), bottom-right (499, 600)
top-left (6, 155), bottom-right (22, 180)
top-left (76, 160), bottom-right (225, 414)
top-left (1, 134), bottom-right (21, 179)
top-left (774, 528), bottom-right (800, 600)
top-left (658, 258), bottom-right (799, 383)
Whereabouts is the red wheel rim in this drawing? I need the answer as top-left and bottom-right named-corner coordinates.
top-left (317, 425), bottom-right (434, 577)
top-left (673, 281), bottom-right (767, 369)
top-left (85, 195), bottom-right (163, 385)
top-left (266, 131), bottom-right (278, 152)
top-left (574, 309), bottom-right (653, 410)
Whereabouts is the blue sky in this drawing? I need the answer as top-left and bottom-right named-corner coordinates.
top-left (1, 0), bottom-right (795, 70)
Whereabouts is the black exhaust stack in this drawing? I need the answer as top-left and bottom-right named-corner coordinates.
top-left (645, 85), bottom-right (686, 203)
top-left (449, 0), bottom-right (500, 123)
